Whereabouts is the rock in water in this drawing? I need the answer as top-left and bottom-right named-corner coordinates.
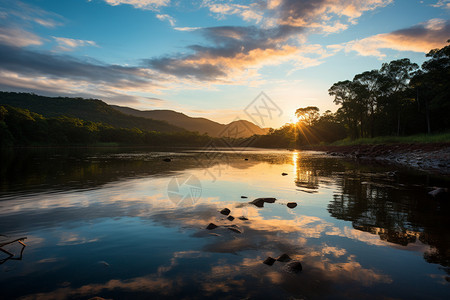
top-left (287, 202), bottom-right (297, 209)
top-left (220, 208), bottom-right (231, 215)
top-left (238, 216), bottom-right (249, 221)
top-left (206, 223), bottom-right (218, 230)
top-left (277, 254), bottom-right (292, 262)
top-left (162, 158), bottom-right (171, 162)
top-left (428, 188), bottom-right (449, 199)
top-left (98, 261), bottom-right (110, 267)
top-left (282, 173), bottom-right (288, 176)
top-left (227, 227), bottom-right (242, 234)
top-left (227, 215), bottom-right (235, 221)
top-left (263, 257), bottom-right (276, 266)
top-left (249, 198), bottom-right (277, 208)
top-left (284, 261), bottom-right (302, 273)
top-left (241, 196), bottom-right (248, 199)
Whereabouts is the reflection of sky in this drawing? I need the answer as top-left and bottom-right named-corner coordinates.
top-left (0, 150), bottom-right (449, 299)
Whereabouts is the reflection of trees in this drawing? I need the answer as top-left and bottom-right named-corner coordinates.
top-left (0, 148), bottom-right (205, 197)
top-left (293, 154), bottom-right (342, 192)
top-left (295, 169), bottom-right (319, 191)
top-left (0, 149), bottom-right (290, 198)
top-left (328, 171), bottom-right (450, 273)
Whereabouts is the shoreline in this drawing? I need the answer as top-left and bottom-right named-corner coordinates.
top-left (302, 143), bottom-right (450, 176)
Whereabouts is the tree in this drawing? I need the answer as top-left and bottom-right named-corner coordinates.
top-left (411, 40), bottom-right (450, 133)
top-left (329, 80), bottom-right (364, 138)
top-left (379, 58), bottom-right (419, 135)
top-left (295, 106), bottom-right (320, 126)
top-left (353, 70), bottom-right (384, 137)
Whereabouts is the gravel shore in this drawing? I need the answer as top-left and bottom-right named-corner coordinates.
top-left (305, 143), bottom-right (450, 175)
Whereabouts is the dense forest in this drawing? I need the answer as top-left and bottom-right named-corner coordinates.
top-left (0, 92), bottom-right (184, 133)
top-left (255, 41), bottom-right (450, 147)
top-left (0, 42), bottom-right (448, 148)
top-left (0, 105), bottom-right (211, 147)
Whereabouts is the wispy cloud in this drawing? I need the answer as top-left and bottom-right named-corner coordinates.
top-left (53, 37), bottom-right (98, 52)
top-left (430, 0), bottom-right (450, 9)
top-left (202, 1), bottom-right (263, 23)
top-left (0, 27), bottom-right (42, 47)
top-left (156, 14), bottom-right (176, 26)
top-left (102, 0), bottom-right (171, 10)
top-left (203, 0), bottom-right (393, 33)
top-left (0, 43), bottom-right (166, 105)
top-left (338, 18), bottom-right (450, 58)
top-left (174, 27), bottom-right (201, 31)
top-left (0, 0), bottom-right (64, 28)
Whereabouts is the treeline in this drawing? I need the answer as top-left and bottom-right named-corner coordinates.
top-left (255, 41), bottom-right (450, 147)
top-left (0, 91), bottom-right (184, 133)
top-left (0, 105), bottom-right (212, 147)
top-left (252, 109), bottom-right (346, 148)
top-left (329, 41), bottom-right (449, 138)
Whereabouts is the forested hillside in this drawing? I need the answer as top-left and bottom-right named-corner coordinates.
top-left (0, 105), bottom-right (210, 147)
top-left (0, 92), bottom-right (183, 133)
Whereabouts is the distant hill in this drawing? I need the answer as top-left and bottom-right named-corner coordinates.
top-left (0, 92), bottom-right (183, 133)
top-left (112, 105), bottom-right (269, 138)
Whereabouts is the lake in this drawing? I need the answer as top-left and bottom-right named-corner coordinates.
top-left (0, 147), bottom-right (449, 299)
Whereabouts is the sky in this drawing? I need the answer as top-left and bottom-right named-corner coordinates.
top-left (0, 0), bottom-right (449, 127)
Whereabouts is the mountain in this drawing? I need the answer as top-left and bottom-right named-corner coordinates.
top-left (0, 92), bottom-right (183, 133)
top-left (111, 105), bottom-right (269, 138)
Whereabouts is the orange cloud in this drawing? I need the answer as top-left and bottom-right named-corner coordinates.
top-left (341, 18), bottom-right (450, 57)
top-left (52, 36), bottom-right (98, 51)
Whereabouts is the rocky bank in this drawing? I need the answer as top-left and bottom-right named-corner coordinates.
top-left (307, 143), bottom-right (450, 175)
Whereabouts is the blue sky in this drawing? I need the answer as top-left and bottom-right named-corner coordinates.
top-left (0, 0), bottom-right (449, 127)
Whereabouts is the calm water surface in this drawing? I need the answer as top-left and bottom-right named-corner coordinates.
top-left (0, 148), bottom-right (449, 299)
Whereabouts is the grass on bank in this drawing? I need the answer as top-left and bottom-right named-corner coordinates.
top-left (330, 132), bottom-right (450, 146)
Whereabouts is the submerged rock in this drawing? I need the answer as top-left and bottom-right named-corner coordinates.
top-left (428, 187), bottom-right (449, 199)
top-left (227, 215), bottom-right (235, 221)
top-left (238, 216), bottom-right (249, 221)
top-left (287, 202), bottom-right (297, 209)
top-left (98, 261), bottom-right (110, 267)
top-left (387, 171), bottom-right (398, 177)
top-left (284, 261), bottom-right (303, 273)
top-left (227, 227), bottom-right (242, 234)
top-left (250, 198), bottom-right (277, 208)
top-left (220, 208), bottom-right (231, 215)
top-left (263, 257), bottom-right (276, 266)
top-left (206, 223), bottom-right (218, 230)
top-left (277, 254), bottom-right (292, 262)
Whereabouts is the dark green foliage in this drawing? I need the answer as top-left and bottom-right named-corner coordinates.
top-left (252, 124), bottom-right (296, 148)
top-left (411, 40), bottom-right (450, 133)
top-left (0, 105), bottom-right (212, 147)
top-left (0, 92), bottom-right (184, 133)
top-left (253, 110), bottom-right (347, 148)
top-left (329, 42), bottom-right (450, 139)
